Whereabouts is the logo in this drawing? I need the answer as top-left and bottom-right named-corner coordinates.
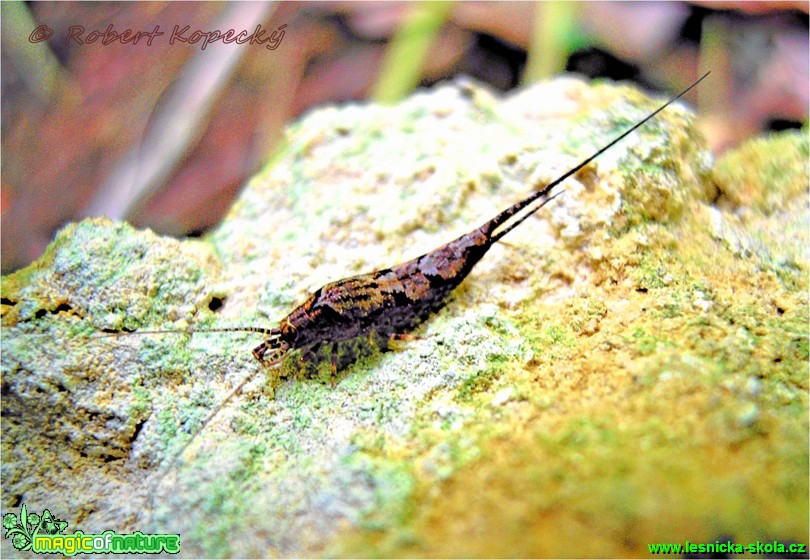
top-left (3, 504), bottom-right (180, 555)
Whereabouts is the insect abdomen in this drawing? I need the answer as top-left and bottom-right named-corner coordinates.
top-left (285, 227), bottom-right (494, 348)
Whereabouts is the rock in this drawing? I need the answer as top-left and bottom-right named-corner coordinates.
top-left (2, 77), bottom-right (807, 557)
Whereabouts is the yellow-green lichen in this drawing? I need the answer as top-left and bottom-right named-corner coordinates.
top-left (713, 130), bottom-right (809, 213)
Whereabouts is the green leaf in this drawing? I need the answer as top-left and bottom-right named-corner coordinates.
top-left (371, 2), bottom-right (453, 104)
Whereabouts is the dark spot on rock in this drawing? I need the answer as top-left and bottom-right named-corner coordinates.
top-left (1, 297), bottom-right (17, 306)
top-left (34, 302), bottom-right (74, 319)
top-left (131, 418), bottom-right (147, 443)
top-left (208, 296), bottom-right (224, 312)
top-left (459, 81), bottom-right (477, 98)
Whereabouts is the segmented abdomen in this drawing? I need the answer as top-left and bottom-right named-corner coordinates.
top-left (285, 227), bottom-right (493, 348)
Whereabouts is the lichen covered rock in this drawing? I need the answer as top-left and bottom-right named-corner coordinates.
top-left (2, 78), bottom-right (806, 558)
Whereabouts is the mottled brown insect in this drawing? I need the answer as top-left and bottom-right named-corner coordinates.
top-left (122, 73), bottom-right (708, 461)
top-left (205, 72), bottom-right (710, 376)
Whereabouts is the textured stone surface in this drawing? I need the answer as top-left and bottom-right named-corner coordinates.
top-left (2, 78), bottom-right (807, 557)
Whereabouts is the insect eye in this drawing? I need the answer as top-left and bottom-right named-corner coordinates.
top-left (282, 321), bottom-right (298, 342)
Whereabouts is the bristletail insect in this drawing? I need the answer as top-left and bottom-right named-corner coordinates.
top-left (109, 71), bottom-right (709, 480)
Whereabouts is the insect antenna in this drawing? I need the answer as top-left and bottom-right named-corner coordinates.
top-left (148, 356), bottom-right (283, 497)
top-left (96, 326), bottom-right (275, 337)
top-left (95, 324), bottom-right (282, 505)
top-left (486, 71), bottom-right (711, 242)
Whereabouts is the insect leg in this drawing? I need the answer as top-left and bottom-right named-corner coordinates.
top-left (298, 341), bottom-right (322, 365)
top-left (330, 344), bottom-right (338, 388)
top-left (390, 333), bottom-right (421, 342)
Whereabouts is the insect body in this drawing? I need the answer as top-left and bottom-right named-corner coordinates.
top-left (250, 193), bottom-right (558, 369)
top-left (129, 73), bottom-right (709, 379)
top-left (125, 72), bottom-right (709, 489)
top-left (247, 72), bottom-right (710, 373)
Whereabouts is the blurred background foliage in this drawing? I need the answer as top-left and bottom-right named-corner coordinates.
top-left (1, 1), bottom-right (807, 272)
